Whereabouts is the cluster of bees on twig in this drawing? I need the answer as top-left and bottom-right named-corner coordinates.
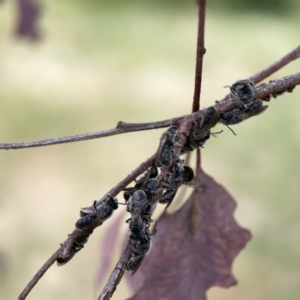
top-left (56, 79), bottom-right (296, 272)
top-left (219, 79), bottom-right (295, 132)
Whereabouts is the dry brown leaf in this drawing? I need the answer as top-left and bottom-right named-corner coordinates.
top-left (127, 171), bottom-right (251, 300)
top-left (14, 0), bottom-right (42, 41)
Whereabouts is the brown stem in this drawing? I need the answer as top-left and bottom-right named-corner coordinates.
top-left (1, 71), bottom-right (298, 152)
top-left (250, 45), bottom-right (300, 84)
top-left (196, 149), bottom-right (201, 176)
top-left (16, 71), bottom-right (300, 300)
top-left (97, 121), bottom-right (192, 300)
top-left (97, 244), bottom-right (132, 300)
top-left (17, 249), bottom-right (60, 300)
top-left (222, 45), bottom-right (300, 101)
top-left (192, 0), bottom-right (206, 113)
top-left (216, 71), bottom-right (300, 112)
top-left (17, 155), bottom-right (155, 300)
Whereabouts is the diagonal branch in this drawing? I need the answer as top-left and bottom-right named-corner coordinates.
top-left (16, 72), bottom-right (300, 300)
top-left (97, 119), bottom-right (192, 300)
top-left (17, 249), bottom-right (60, 300)
top-left (97, 244), bottom-right (133, 300)
top-left (221, 44), bottom-right (300, 102)
top-left (250, 45), bottom-right (300, 84)
top-left (1, 71), bottom-right (299, 151)
top-left (17, 155), bottom-right (155, 300)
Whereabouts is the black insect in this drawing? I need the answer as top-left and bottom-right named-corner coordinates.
top-left (229, 79), bottom-right (257, 109)
top-left (123, 164), bottom-right (158, 201)
top-left (126, 190), bottom-right (149, 214)
top-left (143, 178), bottom-right (159, 199)
top-left (56, 234), bottom-right (90, 266)
top-left (126, 227), bottom-right (154, 274)
top-left (160, 161), bottom-right (195, 210)
top-left (182, 106), bottom-right (221, 153)
top-left (127, 215), bottom-right (146, 241)
top-left (75, 196), bottom-right (118, 231)
top-left (155, 125), bottom-right (178, 167)
top-left (219, 100), bottom-right (268, 126)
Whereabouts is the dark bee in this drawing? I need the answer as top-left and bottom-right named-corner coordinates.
top-left (128, 215), bottom-right (146, 241)
top-left (155, 125), bottom-right (178, 167)
top-left (143, 178), bottom-right (159, 199)
top-left (160, 161), bottom-right (194, 210)
top-left (182, 106), bottom-right (220, 153)
top-left (126, 190), bottom-right (148, 215)
top-left (56, 234), bottom-right (90, 266)
top-left (123, 164), bottom-right (158, 201)
top-left (126, 227), bottom-right (154, 274)
top-left (219, 100), bottom-right (268, 126)
top-left (75, 196), bottom-right (118, 231)
top-left (229, 79), bottom-right (257, 109)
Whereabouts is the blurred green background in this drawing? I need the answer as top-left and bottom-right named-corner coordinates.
top-left (1, 0), bottom-right (300, 299)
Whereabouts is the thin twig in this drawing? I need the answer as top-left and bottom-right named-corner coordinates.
top-left (0, 119), bottom-right (174, 150)
top-left (16, 72), bottom-right (300, 300)
top-left (192, 0), bottom-right (206, 113)
top-left (1, 72), bottom-right (300, 151)
top-left (250, 45), bottom-right (300, 84)
top-left (17, 155), bottom-right (155, 300)
top-left (222, 45), bottom-right (300, 101)
top-left (192, 0), bottom-right (206, 172)
top-left (97, 244), bottom-right (132, 300)
top-left (97, 120), bottom-right (192, 300)
top-left (196, 148), bottom-right (201, 176)
top-left (17, 249), bottom-right (60, 300)
top-left (216, 72), bottom-right (300, 112)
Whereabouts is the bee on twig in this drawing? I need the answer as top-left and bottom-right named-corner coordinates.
top-left (75, 196), bottom-right (118, 231)
top-left (56, 234), bottom-right (90, 266)
top-left (219, 100), bottom-right (268, 126)
top-left (160, 161), bottom-right (194, 210)
top-left (227, 79), bottom-right (257, 109)
top-left (155, 125), bottom-right (178, 167)
top-left (182, 106), bottom-right (221, 153)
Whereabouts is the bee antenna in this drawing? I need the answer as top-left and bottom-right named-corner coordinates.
top-left (226, 125), bottom-right (236, 136)
top-left (211, 130), bottom-right (223, 137)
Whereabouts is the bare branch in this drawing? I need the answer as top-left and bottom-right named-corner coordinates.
top-left (0, 120), bottom-right (173, 150)
top-left (97, 244), bottom-right (132, 300)
top-left (250, 45), bottom-right (300, 84)
top-left (17, 155), bottom-right (155, 300)
top-left (192, 0), bottom-right (206, 113)
top-left (1, 71), bottom-right (299, 151)
top-left (216, 72), bottom-right (300, 112)
top-left (98, 120), bottom-right (192, 300)
top-left (17, 249), bottom-right (60, 300)
top-left (16, 71), bottom-right (300, 299)
top-left (222, 45), bottom-right (300, 101)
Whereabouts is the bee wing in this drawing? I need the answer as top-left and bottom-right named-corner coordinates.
top-left (155, 132), bottom-right (168, 167)
top-left (131, 251), bottom-right (147, 276)
top-left (164, 187), bottom-right (179, 211)
top-left (239, 105), bottom-right (268, 121)
top-left (186, 177), bottom-right (197, 188)
top-left (80, 207), bottom-right (95, 217)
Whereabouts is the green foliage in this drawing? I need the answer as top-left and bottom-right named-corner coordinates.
top-left (210, 0), bottom-right (296, 14)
